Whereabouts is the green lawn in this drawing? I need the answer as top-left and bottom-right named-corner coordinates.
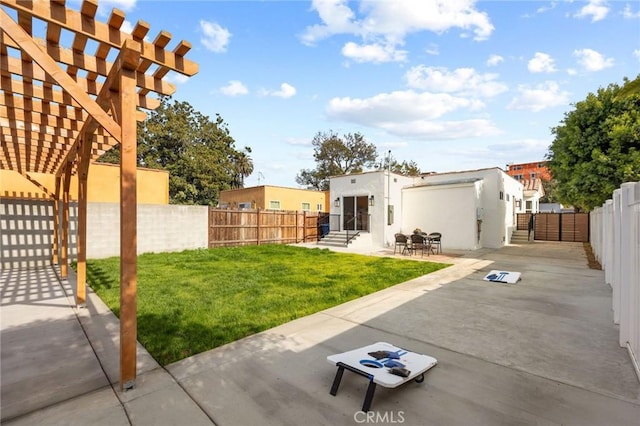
top-left (85, 244), bottom-right (450, 365)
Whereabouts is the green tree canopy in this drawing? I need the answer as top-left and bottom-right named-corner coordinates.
top-left (377, 151), bottom-right (421, 176)
top-left (296, 131), bottom-right (378, 190)
top-left (546, 76), bottom-right (640, 211)
top-left (98, 96), bottom-right (251, 205)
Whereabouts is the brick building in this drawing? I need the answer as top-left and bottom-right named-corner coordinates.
top-left (505, 161), bottom-right (551, 181)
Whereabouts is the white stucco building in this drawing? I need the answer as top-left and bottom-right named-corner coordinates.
top-left (329, 167), bottom-right (524, 251)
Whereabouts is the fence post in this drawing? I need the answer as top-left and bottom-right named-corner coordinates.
top-left (256, 209), bottom-right (261, 245)
top-left (619, 183), bottom-right (633, 348)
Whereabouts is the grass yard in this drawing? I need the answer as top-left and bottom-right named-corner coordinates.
top-left (85, 244), bottom-right (451, 365)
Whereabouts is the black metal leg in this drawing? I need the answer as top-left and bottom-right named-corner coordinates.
top-left (330, 365), bottom-right (345, 396)
top-left (362, 381), bottom-right (377, 412)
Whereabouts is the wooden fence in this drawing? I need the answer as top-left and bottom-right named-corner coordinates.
top-left (534, 212), bottom-right (589, 242)
top-left (208, 208), bottom-right (323, 247)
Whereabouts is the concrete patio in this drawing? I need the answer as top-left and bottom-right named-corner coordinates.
top-left (2, 241), bottom-right (639, 425)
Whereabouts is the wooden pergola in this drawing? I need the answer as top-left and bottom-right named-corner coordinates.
top-left (0, 0), bottom-right (198, 390)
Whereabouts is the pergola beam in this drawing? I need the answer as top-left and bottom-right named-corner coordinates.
top-left (1, 7), bottom-right (121, 140)
top-left (2, 0), bottom-right (198, 76)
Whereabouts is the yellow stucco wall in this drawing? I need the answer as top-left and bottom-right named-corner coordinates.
top-left (219, 185), bottom-right (329, 212)
top-left (0, 162), bottom-right (169, 204)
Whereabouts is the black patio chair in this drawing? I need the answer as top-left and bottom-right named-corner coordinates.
top-left (394, 233), bottom-right (409, 255)
top-left (410, 233), bottom-right (429, 257)
top-left (428, 232), bottom-right (441, 254)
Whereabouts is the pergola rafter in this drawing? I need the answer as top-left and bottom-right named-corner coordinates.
top-left (0, 0), bottom-right (198, 391)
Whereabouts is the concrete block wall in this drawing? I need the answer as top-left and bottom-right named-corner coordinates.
top-left (87, 203), bottom-right (209, 259)
top-left (0, 199), bottom-right (77, 269)
top-left (1, 199), bottom-right (208, 268)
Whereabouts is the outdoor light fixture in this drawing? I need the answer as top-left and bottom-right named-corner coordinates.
top-left (334, 198), bottom-right (340, 208)
top-left (369, 195), bottom-right (375, 206)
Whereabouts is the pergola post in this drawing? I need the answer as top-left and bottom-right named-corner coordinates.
top-left (52, 175), bottom-right (61, 265)
top-left (60, 162), bottom-right (72, 278)
top-left (75, 135), bottom-right (92, 306)
top-left (118, 41), bottom-right (141, 391)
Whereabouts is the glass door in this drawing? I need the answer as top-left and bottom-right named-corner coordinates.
top-left (343, 196), bottom-right (369, 231)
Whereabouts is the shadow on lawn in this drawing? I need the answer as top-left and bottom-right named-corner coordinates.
top-left (137, 311), bottom-right (263, 366)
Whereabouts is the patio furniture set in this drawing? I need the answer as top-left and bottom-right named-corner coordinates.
top-left (393, 232), bottom-right (442, 256)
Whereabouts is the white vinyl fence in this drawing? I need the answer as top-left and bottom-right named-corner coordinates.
top-left (590, 182), bottom-right (640, 382)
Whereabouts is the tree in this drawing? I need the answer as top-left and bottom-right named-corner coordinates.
top-left (296, 131), bottom-right (377, 190)
top-left (98, 96), bottom-right (251, 205)
top-left (377, 152), bottom-right (421, 176)
top-left (546, 76), bottom-right (640, 211)
top-left (232, 148), bottom-right (254, 189)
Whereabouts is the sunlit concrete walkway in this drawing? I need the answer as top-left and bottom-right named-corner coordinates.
top-left (0, 266), bottom-right (212, 425)
top-left (2, 241), bottom-right (639, 425)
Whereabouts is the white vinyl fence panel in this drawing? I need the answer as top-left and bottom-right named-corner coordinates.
top-left (591, 182), bottom-right (640, 382)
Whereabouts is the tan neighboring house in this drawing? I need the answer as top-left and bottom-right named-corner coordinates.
top-left (1, 162), bottom-right (169, 204)
top-left (219, 185), bottom-right (329, 212)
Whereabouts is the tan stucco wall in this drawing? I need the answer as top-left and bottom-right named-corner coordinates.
top-left (219, 185), bottom-right (328, 211)
top-left (0, 162), bottom-right (169, 204)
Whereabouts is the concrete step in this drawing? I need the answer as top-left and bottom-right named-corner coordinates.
top-left (317, 231), bottom-right (360, 247)
top-left (511, 229), bottom-right (533, 243)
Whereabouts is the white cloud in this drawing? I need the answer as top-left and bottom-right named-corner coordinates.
top-left (425, 43), bottom-right (440, 56)
top-left (574, 0), bottom-right (609, 22)
top-left (378, 119), bottom-right (501, 139)
top-left (120, 20), bottom-right (134, 35)
top-left (300, 0), bottom-right (359, 46)
top-left (200, 20), bottom-right (231, 53)
top-left (405, 66), bottom-right (508, 98)
top-left (573, 48), bottom-right (614, 71)
top-left (99, 0), bottom-right (136, 12)
top-left (220, 80), bottom-right (248, 96)
top-left (634, 49), bottom-right (640, 61)
top-left (324, 90), bottom-right (500, 139)
top-left (486, 54), bottom-right (504, 67)
top-left (341, 41), bottom-right (407, 63)
top-left (508, 81), bottom-right (571, 112)
top-left (301, 0), bottom-right (494, 63)
top-left (528, 52), bottom-right (557, 73)
top-left (261, 83), bottom-right (297, 98)
top-left (164, 72), bottom-right (189, 85)
top-left (623, 4), bottom-right (640, 19)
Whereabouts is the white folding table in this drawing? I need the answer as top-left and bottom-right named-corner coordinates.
top-left (327, 342), bottom-right (438, 412)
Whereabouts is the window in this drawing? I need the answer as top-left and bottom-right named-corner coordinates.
top-left (350, 178), bottom-right (356, 184)
top-left (530, 173), bottom-right (536, 179)
top-left (499, 191), bottom-right (504, 200)
top-left (526, 200), bottom-right (533, 211)
top-left (506, 194), bottom-right (510, 201)
top-left (269, 200), bottom-right (281, 210)
top-left (301, 202), bottom-right (310, 211)
top-left (238, 202), bottom-right (252, 209)
top-left (514, 174), bottom-right (523, 181)
top-left (316, 203), bottom-right (323, 211)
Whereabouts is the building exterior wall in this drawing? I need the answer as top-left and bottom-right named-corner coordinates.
top-left (402, 182), bottom-right (480, 250)
top-left (329, 171), bottom-right (413, 247)
top-left (506, 161), bottom-right (551, 181)
top-left (415, 168), bottom-right (523, 248)
top-left (0, 163), bottom-right (169, 204)
top-left (219, 186), bottom-right (329, 212)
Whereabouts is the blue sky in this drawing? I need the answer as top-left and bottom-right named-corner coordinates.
top-left (96, 0), bottom-right (639, 187)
